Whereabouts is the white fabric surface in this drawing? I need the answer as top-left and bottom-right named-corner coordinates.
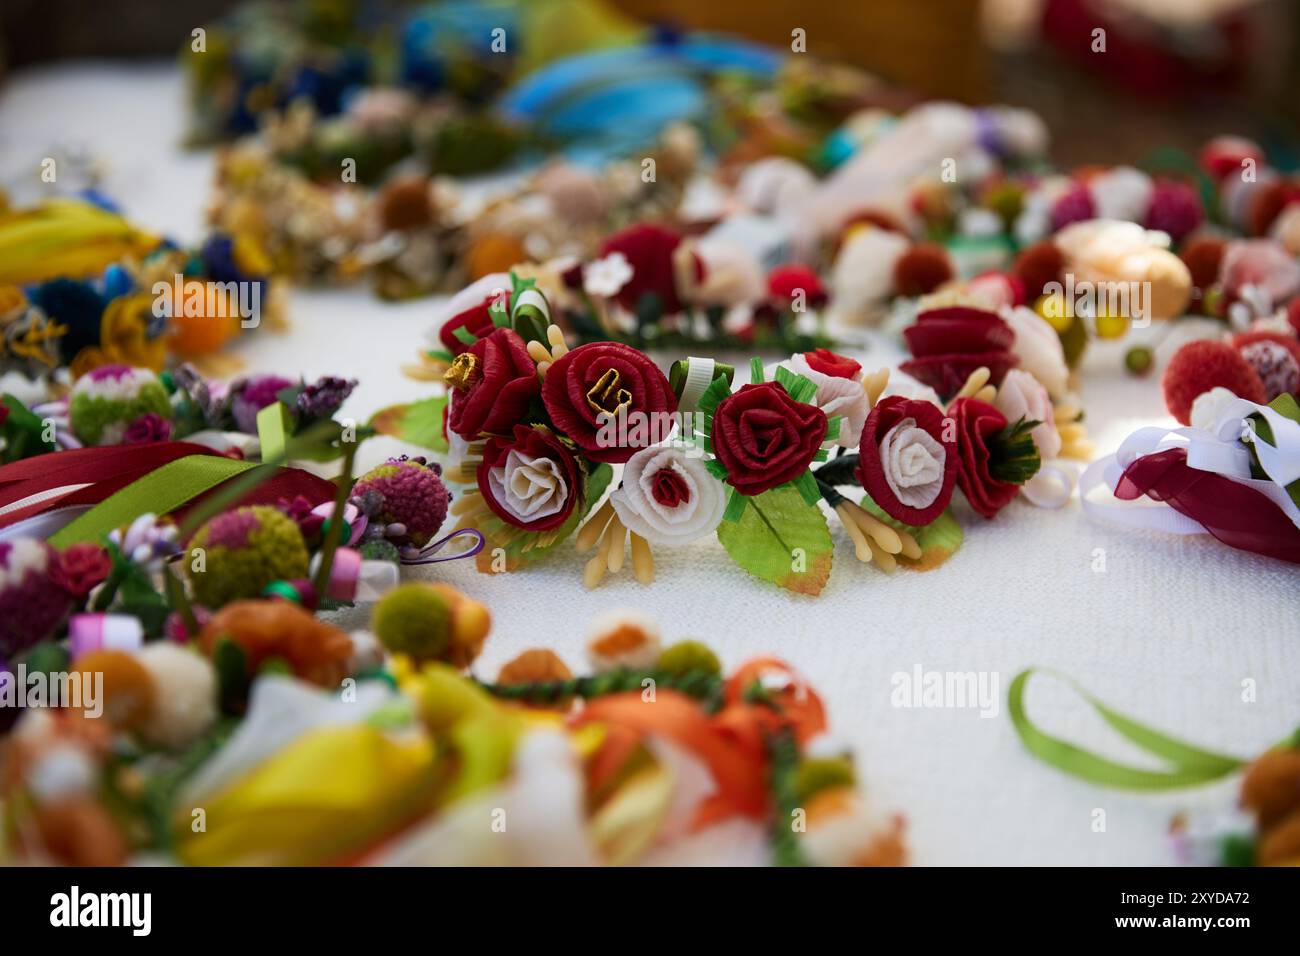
top-left (3, 62), bottom-right (1298, 865)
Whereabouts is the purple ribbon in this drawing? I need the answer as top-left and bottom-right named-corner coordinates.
top-left (400, 527), bottom-right (486, 565)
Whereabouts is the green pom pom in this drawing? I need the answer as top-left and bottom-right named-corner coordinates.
top-left (796, 756), bottom-right (856, 801)
top-left (187, 506), bottom-right (309, 608)
top-left (69, 378), bottom-right (171, 445)
top-left (359, 539), bottom-right (401, 564)
top-left (657, 640), bottom-right (721, 677)
top-left (372, 583), bottom-right (451, 660)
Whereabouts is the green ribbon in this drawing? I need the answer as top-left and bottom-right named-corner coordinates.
top-left (1008, 668), bottom-right (1246, 791)
top-left (256, 401), bottom-right (291, 463)
top-left (49, 454), bottom-right (258, 548)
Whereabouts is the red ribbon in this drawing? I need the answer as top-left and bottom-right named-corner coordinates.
top-left (1115, 448), bottom-right (1300, 565)
top-left (0, 442), bottom-right (337, 532)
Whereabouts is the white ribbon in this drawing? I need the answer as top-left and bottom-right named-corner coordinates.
top-left (1081, 398), bottom-right (1300, 536)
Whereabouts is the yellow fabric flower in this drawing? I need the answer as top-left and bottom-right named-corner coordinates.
top-left (100, 293), bottom-right (166, 371)
top-left (0, 285), bottom-right (27, 320)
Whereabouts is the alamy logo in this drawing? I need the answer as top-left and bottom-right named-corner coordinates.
top-left (50, 886), bottom-right (151, 936)
top-left (0, 665), bottom-right (102, 718)
top-left (152, 273), bottom-right (261, 329)
top-left (890, 666), bottom-right (1000, 718)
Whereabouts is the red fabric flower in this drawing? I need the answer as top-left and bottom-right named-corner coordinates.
top-left (598, 224), bottom-right (701, 314)
top-left (899, 306), bottom-right (1018, 399)
top-left (477, 425), bottom-right (580, 531)
top-left (948, 397), bottom-right (1019, 519)
top-left (768, 265), bottom-right (828, 309)
top-left (711, 382), bottom-right (827, 497)
top-left (541, 341), bottom-right (677, 464)
top-left (856, 396), bottom-right (956, 525)
top-left (50, 543), bottom-right (112, 599)
top-left (439, 291), bottom-right (508, 356)
top-left (802, 348), bottom-right (861, 380)
top-left (446, 327), bottom-right (540, 440)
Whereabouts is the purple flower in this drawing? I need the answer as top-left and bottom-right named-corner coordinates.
top-left (296, 376), bottom-right (357, 421)
top-left (123, 412), bottom-right (172, 445)
top-left (231, 374), bottom-right (295, 433)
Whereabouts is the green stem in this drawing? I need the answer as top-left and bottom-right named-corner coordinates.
top-left (766, 728), bottom-right (809, 867)
top-left (311, 439), bottom-right (359, 598)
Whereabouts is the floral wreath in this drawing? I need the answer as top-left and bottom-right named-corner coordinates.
top-left (372, 272), bottom-right (1080, 596)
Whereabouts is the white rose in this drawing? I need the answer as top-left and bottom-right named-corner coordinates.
top-left (1000, 305), bottom-right (1069, 398)
top-left (609, 445), bottom-right (726, 547)
top-left (783, 353), bottom-right (869, 447)
top-left (994, 369), bottom-right (1061, 460)
top-left (879, 418), bottom-right (946, 509)
top-left (487, 448), bottom-right (571, 526)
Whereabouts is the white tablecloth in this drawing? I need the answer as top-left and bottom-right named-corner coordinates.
top-left (3, 62), bottom-right (1296, 865)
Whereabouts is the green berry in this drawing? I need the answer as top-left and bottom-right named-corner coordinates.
top-left (796, 756), bottom-right (857, 801)
top-left (656, 639), bottom-right (721, 677)
top-left (1124, 345), bottom-right (1154, 377)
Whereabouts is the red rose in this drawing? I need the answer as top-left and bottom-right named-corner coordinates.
top-left (948, 397), bottom-right (1018, 519)
top-left (50, 543), bottom-right (112, 599)
top-left (477, 425), bottom-right (580, 531)
top-left (598, 224), bottom-right (701, 314)
top-left (768, 265), bottom-right (828, 309)
top-left (446, 327), bottom-right (539, 440)
top-left (439, 290), bottom-right (508, 356)
top-left (802, 348), bottom-right (860, 379)
top-left (541, 341), bottom-right (677, 464)
top-left (899, 305), bottom-right (1018, 399)
top-left (857, 396), bottom-right (956, 526)
top-left (712, 382), bottom-right (828, 497)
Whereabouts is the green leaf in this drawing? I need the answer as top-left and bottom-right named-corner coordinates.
top-left (860, 495), bottom-right (964, 571)
top-left (367, 396), bottom-right (449, 453)
top-left (469, 461), bottom-right (614, 573)
top-left (717, 485), bottom-right (833, 595)
top-left (1, 394), bottom-right (57, 462)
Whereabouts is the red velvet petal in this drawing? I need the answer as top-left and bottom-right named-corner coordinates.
top-left (904, 314), bottom-right (1015, 358)
top-left (899, 352), bottom-right (1019, 398)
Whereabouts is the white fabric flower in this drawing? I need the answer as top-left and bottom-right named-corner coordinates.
top-left (994, 369), bottom-right (1061, 460)
top-left (583, 252), bottom-right (634, 299)
top-left (1088, 166), bottom-right (1153, 223)
top-left (692, 239), bottom-right (764, 308)
top-left (1189, 386), bottom-right (1241, 432)
top-left (1000, 305), bottom-right (1069, 399)
top-left (830, 228), bottom-right (909, 324)
top-left (487, 449), bottom-right (571, 526)
top-left (782, 353), bottom-right (869, 447)
top-left (879, 418), bottom-right (946, 509)
top-left (609, 444), bottom-right (726, 547)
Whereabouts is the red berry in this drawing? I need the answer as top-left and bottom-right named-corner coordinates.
top-left (893, 244), bottom-right (954, 297)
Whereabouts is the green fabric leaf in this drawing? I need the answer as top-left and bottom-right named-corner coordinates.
top-left (717, 485), bottom-right (833, 595)
top-left (452, 325), bottom-right (478, 346)
top-left (861, 495), bottom-right (963, 571)
top-left (367, 396), bottom-right (449, 453)
top-left (1, 393), bottom-right (58, 461)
